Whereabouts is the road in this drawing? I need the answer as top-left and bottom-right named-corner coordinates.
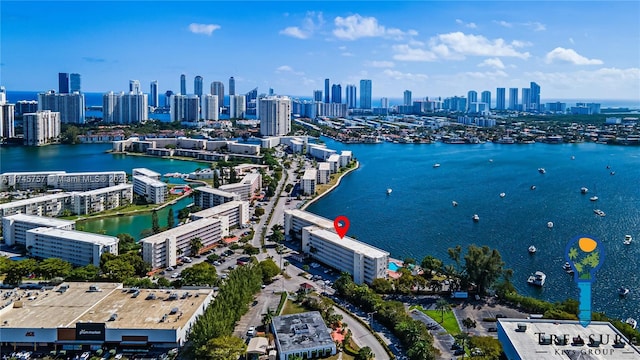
top-left (333, 306), bottom-right (390, 360)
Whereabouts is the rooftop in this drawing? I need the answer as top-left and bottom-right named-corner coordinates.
top-left (285, 209), bottom-right (334, 229)
top-left (195, 186), bottom-right (238, 197)
top-left (140, 217), bottom-right (221, 244)
top-left (0, 193), bottom-right (72, 209)
top-left (302, 169), bottom-right (317, 180)
top-left (73, 183), bottom-right (132, 196)
top-left (191, 201), bottom-right (247, 219)
top-left (28, 227), bottom-right (118, 246)
top-left (132, 168), bottom-right (161, 177)
top-left (272, 311), bottom-right (334, 353)
top-left (2, 213), bottom-right (75, 227)
top-left (304, 226), bottom-right (390, 259)
top-left (318, 162), bottom-right (331, 171)
top-left (133, 175), bottom-right (166, 187)
top-left (498, 319), bottom-right (640, 360)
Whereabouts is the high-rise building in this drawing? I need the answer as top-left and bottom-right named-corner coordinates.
top-left (229, 95), bottom-right (245, 119)
top-left (129, 80), bottom-right (141, 94)
top-left (201, 94), bottom-right (219, 120)
top-left (210, 81), bottom-right (225, 108)
top-left (38, 91), bottom-right (85, 124)
top-left (23, 110), bottom-right (61, 146)
top-left (530, 82), bottom-right (541, 111)
top-left (403, 90), bottom-right (412, 106)
top-left (69, 73), bottom-right (81, 93)
top-left (508, 88), bottom-right (519, 110)
top-left (345, 85), bottom-right (357, 109)
top-left (467, 90), bottom-right (478, 111)
top-left (58, 73), bottom-right (69, 94)
top-left (359, 79), bottom-right (372, 109)
top-left (331, 84), bottom-right (342, 104)
top-left (180, 74), bottom-right (186, 95)
top-left (522, 88), bottom-right (531, 111)
top-left (229, 77), bottom-right (236, 96)
top-left (170, 94), bottom-right (200, 123)
top-left (103, 91), bottom-right (148, 124)
top-left (313, 90), bottom-right (323, 102)
top-left (380, 97), bottom-right (389, 109)
top-left (481, 91), bottom-right (491, 109)
top-left (496, 88), bottom-right (506, 110)
top-left (0, 103), bottom-right (16, 139)
top-left (324, 79), bottom-right (330, 103)
top-left (164, 91), bottom-right (174, 108)
top-left (150, 81), bottom-right (159, 108)
top-left (194, 76), bottom-right (203, 97)
top-left (259, 96), bottom-right (291, 136)
top-left (0, 86), bottom-right (5, 104)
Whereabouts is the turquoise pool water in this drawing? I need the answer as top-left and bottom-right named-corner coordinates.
top-left (388, 262), bottom-right (401, 272)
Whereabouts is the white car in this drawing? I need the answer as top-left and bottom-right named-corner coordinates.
top-left (171, 273), bottom-right (180, 278)
top-left (246, 326), bottom-right (256, 337)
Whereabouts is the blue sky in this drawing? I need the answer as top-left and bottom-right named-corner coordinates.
top-left (2, 1), bottom-right (639, 101)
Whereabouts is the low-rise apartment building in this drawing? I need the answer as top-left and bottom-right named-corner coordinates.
top-left (26, 227), bottom-right (118, 267)
top-left (218, 172), bottom-right (261, 201)
top-left (2, 214), bottom-right (75, 246)
top-left (193, 187), bottom-right (240, 209)
top-left (133, 175), bottom-right (167, 204)
top-left (301, 169), bottom-right (317, 196)
top-left (190, 200), bottom-right (249, 227)
top-left (0, 193), bottom-right (73, 217)
top-left (70, 184), bottom-right (133, 215)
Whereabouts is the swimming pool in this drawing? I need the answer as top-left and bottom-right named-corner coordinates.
top-left (388, 262), bottom-right (401, 272)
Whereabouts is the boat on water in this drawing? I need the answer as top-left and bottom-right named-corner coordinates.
top-left (624, 235), bottom-right (633, 245)
top-left (590, 196), bottom-right (599, 201)
top-left (562, 262), bottom-right (574, 274)
top-left (452, 201), bottom-right (458, 207)
top-left (547, 221), bottom-right (554, 229)
top-left (594, 209), bottom-right (606, 217)
top-left (626, 318), bottom-right (638, 330)
top-left (499, 192), bottom-right (506, 198)
top-left (610, 171), bottom-right (616, 175)
top-left (581, 187), bottom-right (589, 194)
top-left (433, 163), bottom-right (441, 168)
top-left (538, 168), bottom-right (546, 174)
top-left (386, 188), bottom-right (392, 195)
top-left (530, 185), bottom-right (536, 190)
top-left (527, 271), bottom-right (546, 287)
top-left (472, 214), bottom-right (480, 222)
top-left (528, 245), bottom-right (537, 254)
top-left (571, 156), bottom-right (575, 160)
top-left (618, 287), bottom-right (630, 297)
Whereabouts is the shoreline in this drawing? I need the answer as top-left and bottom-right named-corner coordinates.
top-left (301, 160), bottom-right (360, 211)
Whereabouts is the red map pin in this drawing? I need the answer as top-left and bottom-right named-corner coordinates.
top-left (334, 215), bottom-right (350, 239)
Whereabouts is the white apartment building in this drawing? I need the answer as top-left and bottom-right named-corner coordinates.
top-left (218, 172), bottom-right (261, 201)
top-left (23, 110), bottom-right (61, 146)
top-left (70, 183), bottom-right (133, 215)
top-left (301, 169), bottom-right (317, 196)
top-left (38, 91), bottom-right (85, 124)
top-left (301, 226), bottom-right (388, 284)
top-left (2, 214), bottom-right (75, 246)
top-left (0, 193), bottom-right (73, 217)
top-left (307, 144), bottom-right (337, 161)
top-left (26, 227), bottom-right (118, 267)
top-left (47, 171), bottom-right (128, 191)
top-left (133, 175), bottom-right (167, 204)
top-left (227, 143), bottom-right (260, 156)
top-left (141, 217), bottom-right (229, 269)
top-left (102, 91), bottom-right (148, 124)
top-left (132, 168), bottom-right (161, 180)
top-left (259, 96), bottom-right (291, 136)
top-left (0, 171), bottom-right (65, 191)
top-left (193, 187), bottom-right (241, 209)
top-left (327, 154), bottom-right (340, 173)
top-left (317, 162), bottom-right (330, 184)
top-left (190, 200), bottom-right (249, 227)
top-left (339, 150), bottom-right (353, 168)
top-left (284, 209), bottom-right (334, 240)
top-left (201, 94), bottom-right (219, 120)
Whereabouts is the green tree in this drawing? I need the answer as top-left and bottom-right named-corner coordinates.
top-left (468, 336), bottom-right (502, 360)
top-left (421, 255), bottom-right (443, 278)
top-left (60, 125), bottom-right (80, 144)
top-left (462, 245), bottom-right (506, 295)
top-left (190, 237), bottom-right (204, 256)
top-left (355, 346), bottom-right (375, 360)
top-left (454, 332), bottom-right (471, 358)
top-left (4, 259), bottom-right (37, 286)
top-left (371, 278), bottom-right (394, 294)
top-left (213, 171), bottom-right (221, 188)
top-left (151, 210), bottom-right (160, 234)
top-left (435, 299), bottom-right (449, 323)
top-left (103, 259), bottom-right (136, 282)
top-left (229, 167), bottom-right (238, 183)
top-left (119, 252), bottom-right (151, 277)
top-left (117, 233), bottom-right (138, 254)
top-left (157, 277), bottom-right (171, 288)
top-left (68, 264), bottom-right (100, 281)
top-left (262, 308), bottom-right (276, 333)
top-left (196, 335), bottom-right (247, 360)
top-left (254, 207), bottom-right (265, 216)
top-left (258, 259), bottom-right (280, 283)
top-left (37, 258), bottom-right (72, 279)
top-left (167, 208), bottom-right (175, 229)
top-left (181, 262), bottom-right (218, 286)
top-left (462, 317), bottom-right (477, 333)
top-left (243, 244), bottom-right (260, 256)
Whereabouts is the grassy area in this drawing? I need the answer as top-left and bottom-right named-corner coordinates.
top-left (281, 300), bottom-right (307, 315)
top-left (411, 305), bottom-right (461, 335)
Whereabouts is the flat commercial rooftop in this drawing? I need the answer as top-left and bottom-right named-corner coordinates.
top-left (305, 226), bottom-right (390, 259)
top-left (0, 282), bottom-right (212, 330)
top-left (272, 311), bottom-right (334, 353)
top-left (498, 319), bottom-right (640, 360)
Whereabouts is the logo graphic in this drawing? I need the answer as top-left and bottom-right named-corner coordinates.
top-left (565, 235), bottom-right (604, 327)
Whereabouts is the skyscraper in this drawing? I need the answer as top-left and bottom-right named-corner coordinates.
top-left (345, 85), bottom-right (357, 109)
top-left (164, 90), bottom-right (174, 108)
top-left (210, 81), bottom-right (224, 108)
top-left (170, 94), bottom-right (200, 123)
top-left (403, 90), bottom-right (412, 106)
top-left (201, 94), bottom-right (219, 120)
top-left (150, 81), bottom-right (159, 107)
top-left (180, 74), bottom-right (186, 95)
top-left (467, 90), bottom-right (478, 111)
top-left (129, 80), bottom-right (141, 94)
top-left (530, 82), bottom-right (541, 111)
top-left (194, 76), bottom-right (203, 97)
top-left (0, 87), bottom-right (15, 139)
top-left (38, 91), bottom-right (85, 124)
top-left (313, 90), bottom-right (323, 102)
top-left (23, 110), bottom-right (60, 146)
top-left (103, 91), bottom-right (148, 124)
top-left (380, 97), bottom-right (389, 108)
top-left (229, 77), bottom-right (236, 96)
top-left (359, 79), bottom-right (372, 109)
top-left (496, 88), bottom-right (506, 110)
top-left (58, 73), bottom-right (69, 94)
top-left (324, 79), bottom-right (330, 103)
top-left (522, 88), bottom-right (531, 111)
top-left (69, 73), bottom-right (81, 93)
top-left (508, 88), bottom-right (519, 110)
top-left (259, 96), bottom-right (291, 136)
top-left (331, 84), bottom-right (342, 103)
top-left (481, 91), bottom-right (491, 109)
top-left (229, 95), bottom-right (245, 119)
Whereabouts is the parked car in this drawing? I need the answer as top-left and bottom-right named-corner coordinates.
top-left (246, 326), bottom-right (256, 337)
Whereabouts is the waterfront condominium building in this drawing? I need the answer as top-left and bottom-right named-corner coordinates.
top-left (47, 171), bottom-right (128, 192)
top-left (301, 169), bottom-right (317, 196)
top-left (307, 144), bottom-right (337, 161)
top-left (102, 91), bottom-right (149, 124)
top-left (194, 76), bottom-right (203, 97)
top-left (58, 72), bottom-right (69, 93)
top-left (229, 76), bottom-right (236, 96)
top-left (150, 80), bottom-right (159, 107)
top-left (284, 209), bottom-right (334, 240)
top-left (193, 187), bottom-right (241, 209)
top-left (0, 193), bottom-right (72, 217)
top-left (496, 88), bottom-right (506, 110)
top-left (508, 88), bottom-right (519, 110)
top-left (467, 90), bottom-right (478, 111)
top-left (190, 200), bottom-right (250, 228)
top-left (129, 80), bottom-right (141, 94)
top-left (69, 73), bottom-right (81, 93)
top-left (530, 81), bottom-right (541, 111)
top-left (133, 175), bottom-right (167, 204)
top-left (170, 94), bottom-right (200, 123)
top-left (211, 81), bottom-right (225, 108)
top-left (70, 184), bottom-right (134, 215)
top-left (522, 88), bottom-right (531, 111)
top-left (38, 90), bottom-right (85, 124)
top-left (180, 74), bottom-right (186, 95)
top-left (380, 97), bottom-right (389, 109)
top-left (26, 227), bottom-right (118, 267)
top-left (324, 79), bottom-right (330, 103)
top-left (313, 90), bottom-right (323, 103)
top-left (259, 96), bottom-right (291, 136)
top-left (230, 95), bottom-right (246, 119)
top-left (218, 172), bottom-right (261, 201)
top-left (404, 90), bottom-right (412, 106)
top-left (141, 216), bottom-right (229, 268)
top-left (201, 94), bottom-right (219, 120)
top-left (23, 110), bottom-right (61, 146)
top-left (481, 90), bottom-right (491, 109)
top-left (359, 79), bottom-right (372, 109)
top-left (2, 214), bottom-right (75, 246)
top-left (345, 85), bottom-right (357, 109)
top-left (331, 84), bottom-right (342, 104)
top-left (0, 101), bottom-right (16, 139)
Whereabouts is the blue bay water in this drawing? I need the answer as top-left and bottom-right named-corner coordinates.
top-left (307, 137), bottom-right (640, 320)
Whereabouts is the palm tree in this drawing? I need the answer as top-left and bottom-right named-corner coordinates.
top-left (455, 332), bottom-right (471, 358)
top-left (262, 308), bottom-right (276, 334)
top-left (190, 237), bottom-right (203, 256)
top-left (435, 298), bottom-right (449, 323)
top-left (462, 317), bottom-right (477, 334)
top-left (356, 346), bottom-right (375, 360)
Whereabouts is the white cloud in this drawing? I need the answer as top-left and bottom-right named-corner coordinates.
top-left (392, 44), bottom-right (437, 61)
top-left (280, 11), bottom-right (324, 39)
top-left (524, 21), bottom-right (546, 31)
top-left (341, 52), bottom-right (355, 57)
top-left (524, 67), bottom-right (640, 97)
top-left (510, 40), bottom-right (532, 48)
top-left (279, 27), bottom-right (307, 39)
top-left (366, 60), bottom-right (395, 68)
top-left (569, 37), bottom-right (575, 44)
top-left (333, 14), bottom-right (415, 40)
top-left (188, 23), bottom-right (221, 36)
top-left (494, 20), bottom-right (512, 28)
top-left (382, 69), bottom-right (428, 81)
top-left (459, 70), bottom-right (508, 79)
top-left (456, 19), bottom-right (477, 29)
top-left (478, 58), bottom-right (505, 69)
top-left (430, 32), bottom-right (530, 59)
top-left (275, 65), bottom-right (304, 76)
top-left (545, 47), bottom-right (603, 65)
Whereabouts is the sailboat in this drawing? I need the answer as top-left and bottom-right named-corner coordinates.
top-left (386, 188), bottom-right (392, 195)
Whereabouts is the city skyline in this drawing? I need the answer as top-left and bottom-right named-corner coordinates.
top-left (1, 1), bottom-right (639, 100)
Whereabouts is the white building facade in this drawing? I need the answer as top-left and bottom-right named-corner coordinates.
top-left (193, 187), bottom-right (241, 209)
top-left (23, 110), bottom-right (61, 146)
top-left (133, 175), bottom-right (167, 204)
top-left (259, 96), bottom-right (291, 136)
top-left (190, 200), bottom-right (250, 228)
top-left (26, 227), bottom-right (119, 267)
top-left (2, 214), bottom-right (75, 246)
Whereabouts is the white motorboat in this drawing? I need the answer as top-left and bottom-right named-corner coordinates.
top-left (472, 214), bottom-right (480, 222)
top-left (547, 221), bottom-right (554, 229)
top-left (528, 245), bottom-right (537, 254)
top-left (624, 235), bottom-right (632, 245)
top-left (594, 209), bottom-right (606, 217)
top-left (527, 271), bottom-right (546, 287)
top-left (452, 201), bottom-right (458, 207)
top-left (538, 168), bottom-right (546, 174)
top-left (590, 196), bottom-right (599, 201)
top-left (433, 163), bottom-right (441, 168)
top-left (626, 318), bottom-right (638, 330)
top-left (499, 192), bottom-right (506, 198)
top-left (562, 262), bottom-right (574, 274)
top-left (618, 287), bottom-right (630, 297)
top-left (530, 185), bottom-right (536, 190)
top-left (386, 188), bottom-right (392, 195)
top-left (581, 187), bottom-right (589, 194)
